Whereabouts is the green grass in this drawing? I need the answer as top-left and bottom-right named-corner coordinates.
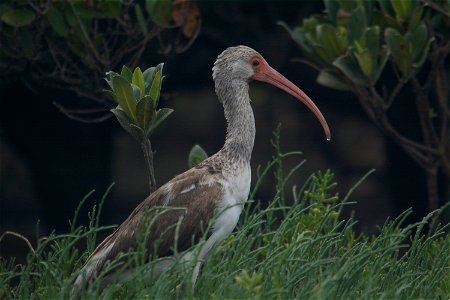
top-left (1, 130), bottom-right (449, 299)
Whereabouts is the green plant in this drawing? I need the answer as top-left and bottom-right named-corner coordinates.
top-left (187, 144), bottom-right (208, 168)
top-left (0, 0), bottom-right (200, 122)
top-left (1, 131), bottom-right (449, 299)
top-left (234, 270), bottom-right (264, 299)
top-left (280, 0), bottom-right (450, 213)
top-left (105, 64), bottom-right (173, 192)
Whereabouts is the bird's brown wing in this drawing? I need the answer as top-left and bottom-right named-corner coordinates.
top-left (76, 165), bottom-right (224, 287)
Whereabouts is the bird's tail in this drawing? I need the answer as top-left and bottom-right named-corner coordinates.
top-left (71, 234), bottom-right (116, 298)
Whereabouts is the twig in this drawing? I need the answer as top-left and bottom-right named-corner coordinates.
top-left (290, 58), bottom-right (322, 72)
top-left (26, 0), bottom-right (48, 15)
top-left (384, 78), bottom-right (407, 110)
top-left (54, 102), bottom-right (113, 123)
top-left (422, 0), bottom-right (450, 19)
top-left (68, 2), bottom-right (104, 69)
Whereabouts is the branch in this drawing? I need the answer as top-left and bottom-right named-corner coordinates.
top-left (141, 137), bottom-right (157, 193)
top-left (411, 77), bottom-right (440, 147)
top-left (68, 2), bottom-right (104, 70)
top-left (423, 40), bottom-right (450, 91)
top-left (290, 58), bottom-right (322, 72)
top-left (53, 102), bottom-right (113, 123)
top-left (351, 84), bottom-right (441, 171)
top-left (422, 0), bottom-right (450, 19)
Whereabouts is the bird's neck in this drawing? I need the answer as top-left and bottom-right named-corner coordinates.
top-left (216, 79), bottom-right (255, 163)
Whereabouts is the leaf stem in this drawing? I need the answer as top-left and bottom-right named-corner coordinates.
top-left (141, 137), bottom-right (157, 193)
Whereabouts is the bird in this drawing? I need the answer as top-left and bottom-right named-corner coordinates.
top-left (72, 45), bottom-right (330, 296)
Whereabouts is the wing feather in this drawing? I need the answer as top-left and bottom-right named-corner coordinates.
top-left (73, 165), bottom-right (224, 292)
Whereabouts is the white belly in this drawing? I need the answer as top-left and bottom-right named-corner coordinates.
top-left (211, 164), bottom-right (251, 244)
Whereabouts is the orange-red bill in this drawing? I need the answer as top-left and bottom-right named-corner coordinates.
top-left (252, 59), bottom-right (331, 141)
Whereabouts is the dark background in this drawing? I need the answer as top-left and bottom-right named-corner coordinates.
top-left (0, 1), bottom-right (432, 261)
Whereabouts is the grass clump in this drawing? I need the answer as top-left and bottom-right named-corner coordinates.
top-left (1, 130), bottom-right (449, 299)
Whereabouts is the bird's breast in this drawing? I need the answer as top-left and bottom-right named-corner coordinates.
top-left (212, 164), bottom-right (251, 237)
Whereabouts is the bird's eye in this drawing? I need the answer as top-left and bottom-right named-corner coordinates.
top-left (252, 59), bottom-right (260, 67)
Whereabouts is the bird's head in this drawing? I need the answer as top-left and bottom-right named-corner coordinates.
top-left (213, 45), bottom-right (331, 141)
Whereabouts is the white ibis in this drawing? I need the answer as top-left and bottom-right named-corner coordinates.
top-left (73, 45), bottom-right (330, 295)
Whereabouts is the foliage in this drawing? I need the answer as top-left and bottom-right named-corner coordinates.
top-left (280, 0), bottom-right (450, 213)
top-left (104, 63), bottom-right (173, 192)
top-left (187, 144), bottom-right (208, 168)
top-left (106, 64), bottom-right (173, 142)
top-left (1, 132), bottom-right (449, 299)
top-left (0, 0), bottom-right (200, 122)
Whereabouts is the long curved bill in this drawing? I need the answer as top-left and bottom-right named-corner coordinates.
top-left (252, 59), bottom-right (331, 141)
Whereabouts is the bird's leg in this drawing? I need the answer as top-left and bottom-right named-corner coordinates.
top-left (190, 260), bottom-right (203, 291)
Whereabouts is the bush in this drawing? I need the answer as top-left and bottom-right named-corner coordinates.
top-left (280, 0), bottom-right (450, 214)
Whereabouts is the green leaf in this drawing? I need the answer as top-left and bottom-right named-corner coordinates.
top-left (302, 16), bottom-right (320, 33)
top-left (362, 27), bottom-right (380, 55)
top-left (131, 83), bottom-right (141, 103)
top-left (372, 46), bottom-right (390, 83)
top-left (333, 54), bottom-right (367, 86)
top-left (135, 3), bottom-right (148, 35)
top-left (377, 0), bottom-right (395, 17)
top-left (317, 24), bottom-right (343, 58)
top-left (353, 49), bottom-right (373, 78)
top-left (407, 4), bottom-right (423, 30)
top-left (385, 28), bottom-right (411, 77)
top-left (413, 37), bottom-right (433, 69)
top-left (353, 27), bottom-right (380, 81)
top-left (1, 8), bottom-right (35, 27)
top-left (121, 66), bottom-right (133, 83)
top-left (406, 23), bottom-right (427, 62)
top-left (148, 108), bottom-right (173, 134)
top-left (132, 67), bottom-right (146, 97)
top-left (278, 21), bottom-right (320, 62)
top-left (145, 0), bottom-right (172, 26)
top-left (112, 76), bottom-right (137, 120)
top-left (335, 27), bottom-right (349, 53)
top-left (390, 0), bottom-right (412, 21)
top-left (348, 6), bottom-right (367, 43)
top-left (312, 44), bottom-right (334, 65)
top-left (105, 71), bottom-right (119, 90)
top-left (136, 95), bottom-right (155, 133)
top-left (188, 144), bottom-right (208, 168)
top-left (324, 0), bottom-right (340, 24)
top-left (317, 69), bottom-right (351, 91)
top-left (102, 89), bottom-right (117, 102)
top-left (111, 107), bottom-right (131, 127)
top-left (47, 5), bottom-right (69, 37)
top-left (150, 63), bottom-right (164, 106)
top-left (111, 108), bottom-right (144, 141)
top-left (385, 28), bottom-right (400, 52)
top-left (143, 67), bottom-right (156, 93)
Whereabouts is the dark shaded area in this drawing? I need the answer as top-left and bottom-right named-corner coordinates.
top-left (0, 1), bottom-right (431, 262)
